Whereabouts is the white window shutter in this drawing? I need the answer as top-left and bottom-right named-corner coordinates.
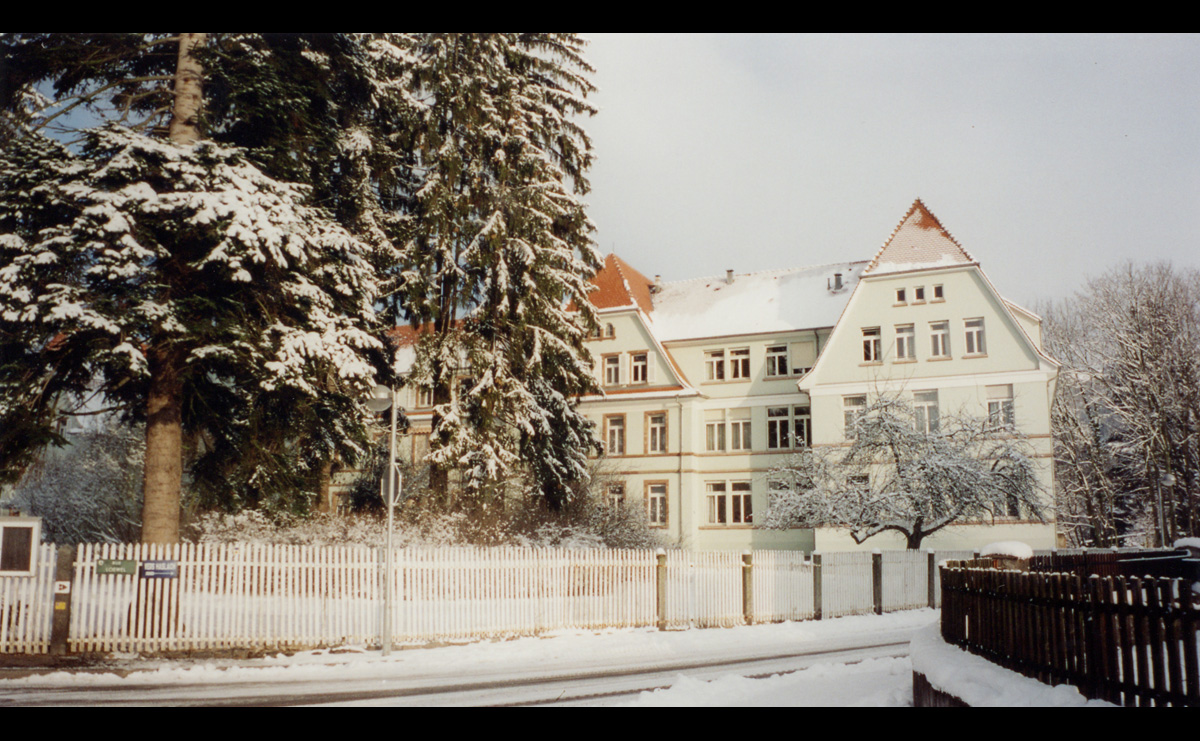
top-left (647, 353), bottom-right (657, 383)
top-left (621, 353), bottom-right (630, 385)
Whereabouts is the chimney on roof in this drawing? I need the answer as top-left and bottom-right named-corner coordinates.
top-left (834, 272), bottom-right (843, 290)
top-left (726, 269), bottom-right (734, 284)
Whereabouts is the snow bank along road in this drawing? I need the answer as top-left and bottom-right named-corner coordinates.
top-left (0, 610), bottom-right (936, 707)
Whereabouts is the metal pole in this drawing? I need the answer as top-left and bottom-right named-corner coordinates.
top-left (383, 390), bottom-right (397, 656)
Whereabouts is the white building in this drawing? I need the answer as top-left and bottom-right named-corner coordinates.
top-left (383, 200), bottom-right (1059, 552)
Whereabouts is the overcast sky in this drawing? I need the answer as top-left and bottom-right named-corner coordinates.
top-left (580, 34), bottom-right (1200, 308)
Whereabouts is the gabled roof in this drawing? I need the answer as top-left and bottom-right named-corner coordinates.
top-left (863, 199), bottom-right (976, 276)
top-left (588, 253), bottom-right (656, 314)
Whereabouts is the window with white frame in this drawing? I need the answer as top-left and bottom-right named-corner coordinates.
top-left (647, 412), bottom-right (667, 453)
top-left (765, 345), bottom-right (789, 377)
top-left (604, 323), bottom-right (615, 338)
top-left (933, 284), bottom-right (944, 301)
top-left (896, 324), bottom-right (915, 361)
top-left (987, 384), bottom-right (1015, 428)
top-left (729, 408), bottom-right (751, 451)
top-left (706, 481), bottom-right (752, 525)
top-left (965, 318), bottom-right (986, 355)
top-left (705, 350), bottom-right (726, 381)
top-left (862, 328), bottom-right (881, 362)
top-left (705, 409), bottom-right (727, 452)
top-left (844, 395), bottom-right (867, 439)
top-left (631, 352), bottom-right (648, 383)
top-left (0, 518), bottom-right (40, 576)
top-left (914, 286), bottom-right (926, 303)
top-left (605, 415), bottom-right (625, 455)
top-left (768, 406), bottom-right (810, 449)
top-left (914, 390), bottom-right (939, 434)
top-left (930, 321), bottom-right (950, 358)
top-left (416, 386), bottom-right (434, 407)
top-left (729, 348), bottom-right (751, 379)
top-left (603, 355), bottom-right (621, 386)
top-left (646, 482), bottom-right (667, 526)
top-left (790, 341), bottom-right (816, 375)
top-left (896, 288), bottom-right (907, 304)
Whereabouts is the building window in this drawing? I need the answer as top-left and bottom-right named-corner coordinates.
top-left (705, 350), bottom-right (726, 381)
top-left (793, 405), bottom-right (811, 447)
top-left (604, 355), bottom-right (621, 386)
top-left (896, 288), bottom-right (907, 304)
top-left (987, 384), bottom-right (1015, 428)
top-left (768, 405), bottom-right (810, 449)
top-left (647, 412), bottom-right (667, 453)
top-left (707, 481), bottom-right (753, 525)
top-left (765, 345), bottom-right (789, 377)
top-left (631, 353), bottom-right (648, 384)
top-left (456, 377), bottom-right (476, 401)
top-left (914, 286), bottom-right (926, 303)
top-left (604, 323), bottom-right (615, 338)
top-left (933, 285), bottom-right (944, 301)
top-left (705, 410), bottom-right (727, 452)
top-left (965, 318), bottom-right (986, 355)
top-left (607, 482), bottom-right (626, 508)
top-left (646, 482), bottom-right (668, 526)
top-left (416, 386), bottom-right (434, 407)
top-left (914, 390), bottom-right (939, 434)
top-left (729, 348), bottom-right (751, 379)
top-left (862, 328), bottom-right (881, 363)
top-left (930, 321), bottom-right (950, 358)
top-left (605, 415), bottom-right (625, 455)
top-left (729, 409), bottom-right (751, 451)
top-left (896, 324), bottom-right (915, 361)
top-left (790, 341), bottom-right (816, 375)
top-left (844, 395), bottom-right (866, 439)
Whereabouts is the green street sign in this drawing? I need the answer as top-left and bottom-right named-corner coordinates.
top-left (96, 559), bottom-right (138, 575)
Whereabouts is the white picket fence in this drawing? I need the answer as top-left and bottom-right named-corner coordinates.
top-left (2, 544), bottom-right (982, 654)
top-left (0, 544), bottom-right (57, 654)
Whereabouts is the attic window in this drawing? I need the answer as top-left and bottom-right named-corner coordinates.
top-left (933, 285), bottom-right (944, 301)
top-left (895, 288), bottom-right (907, 304)
top-left (604, 323), bottom-right (616, 339)
top-left (914, 286), bottom-right (925, 303)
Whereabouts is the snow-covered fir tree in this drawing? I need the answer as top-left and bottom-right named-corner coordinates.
top-left (0, 34), bottom-right (390, 541)
top-left (391, 34), bottom-right (603, 509)
top-left (762, 395), bottom-right (1045, 549)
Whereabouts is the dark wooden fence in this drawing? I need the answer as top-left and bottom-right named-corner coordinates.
top-left (941, 566), bottom-right (1200, 706)
top-left (1028, 549), bottom-right (1200, 580)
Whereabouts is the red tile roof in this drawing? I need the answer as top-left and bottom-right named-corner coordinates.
top-left (864, 199), bottom-right (976, 275)
top-left (587, 253), bottom-right (657, 314)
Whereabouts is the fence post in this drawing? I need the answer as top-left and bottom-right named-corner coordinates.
top-left (927, 550), bottom-right (937, 608)
top-left (49, 545), bottom-right (75, 655)
top-left (742, 552), bottom-right (753, 625)
top-left (872, 550), bottom-right (883, 615)
top-left (656, 549), bottom-right (668, 631)
top-left (812, 552), bottom-right (822, 620)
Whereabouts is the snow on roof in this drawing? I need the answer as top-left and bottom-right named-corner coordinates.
top-left (649, 261), bottom-right (866, 342)
top-left (980, 541), bottom-right (1034, 560)
top-left (863, 199), bottom-right (976, 276)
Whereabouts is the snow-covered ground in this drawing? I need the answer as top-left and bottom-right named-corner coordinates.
top-left (1, 610), bottom-right (935, 706)
top-left (0, 609), bottom-right (1112, 706)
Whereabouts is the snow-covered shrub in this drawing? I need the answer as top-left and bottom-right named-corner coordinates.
top-left (10, 421), bottom-right (144, 544)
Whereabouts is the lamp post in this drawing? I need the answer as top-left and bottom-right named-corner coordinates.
top-left (366, 384), bottom-right (401, 656)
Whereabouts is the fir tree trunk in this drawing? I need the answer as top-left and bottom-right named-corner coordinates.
top-left (142, 349), bottom-right (183, 543)
top-left (141, 33), bottom-right (206, 543)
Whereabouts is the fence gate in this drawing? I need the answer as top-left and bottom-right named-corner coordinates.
top-left (0, 544), bottom-right (57, 654)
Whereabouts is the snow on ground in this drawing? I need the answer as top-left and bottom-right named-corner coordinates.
top-left (3, 610), bottom-right (936, 707)
top-left (618, 655), bottom-right (914, 707)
